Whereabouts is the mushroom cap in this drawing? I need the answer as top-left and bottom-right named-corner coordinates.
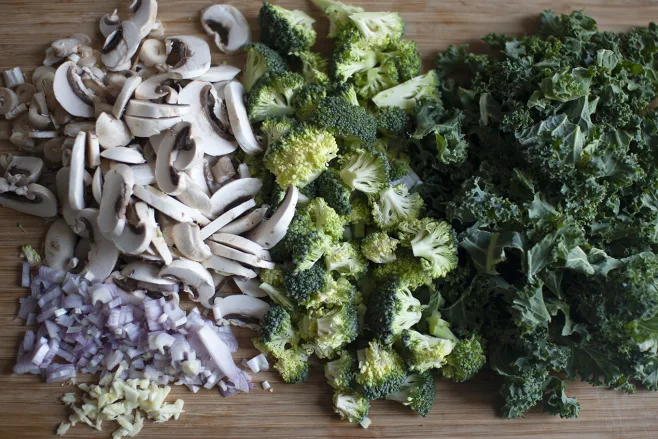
top-left (76, 208), bottom-right (120, 281)
top-left (246, 185), bottom-right (298, 249)
top-left (216, 294), bottom-right (270, 323)
top-left (164, 36), bottom-right (211, 79)
top-left (155, 122), bottom-right (192, 195)
top-left (112, 76), bottom-right (142, 120)
top-left (96, 112), bottom-right (132, 149)
top-left (159, 258), bottom-right (215, 307)
top-left (5, 156), bottom-right (44, 186)
top-left (134, 73), bottom-right (178, 100)
top-left (130, 0), bottom-right (158, 40)
top-left (54, 61), bottom-right (94, 118)
top-left (98, 163), bottom-right (135, 239)
top-left (200, 5), bottom-right (251, 55)
top-left (100, 10), bottom-right (120, 38)
top-left (45, 219), bottom-right (77, 272)
top-left (86, 133), bottom-right (101, 168)
top-left (139, 39), bottom-right (168, 67)
top-left (176, 176), bottom-right (212, 213)
top-left (0, 182), bottom-right (58, 217)
top-left (68, 131), bottom-right (87, 212)
top-left (122, 261), bottom-right (175, 285)
top-left (115, 201), bottom-right (156, 255)
top-left (225, 81), bottom-right (262, 155)
top-left (172, 222), bottom-right (213, 262)
top-left (208, 177), bottom-right (262, 218)
top-left (101, 146), bottom-right (146, 164)
top-left (101, 21), bottom-right (141, 70)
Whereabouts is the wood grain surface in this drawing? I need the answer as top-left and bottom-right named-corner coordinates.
top-left (1, 1), bottom-right (658, 438)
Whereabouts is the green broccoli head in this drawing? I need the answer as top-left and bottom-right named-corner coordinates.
top-left (397, 218), bottom-right (458, 279)
top-left (339, 148), bottom-right (390, 195)
top-left (346, 196), bottom-right (373, 225)
top-left (332, 81), bottom-right (360, 106)
top-left (361, 231), bottom-right (399, 263)
top-left (311, 0), bottom-right (364, 38)
top-left (372, 71), bottom-right (440, 111)
top-left (315, 170), bottom-right (353, 216)
top-left (260, 116), bottom-right (297, 148)
top-left (292, 84), bottom-right (327, 121)
top-left (263, 124), bottom-right (338, 188)
top-left (308, 304), bottom-right (359, 358)
top-left (243, 42), bottom-right (288, 93)
top-left (372, 184), bottom-right (424, 231)
top-left (379, 39), bottom-right (421, 81)
top-left (274, 346), bottom-right (310, 383)
top-left (283, 260), bottom-right (328, 306)
top-left (355, 339), bottom-right (406, 399)
top-left (325, 349), bottom-right (358, 389)
top-left (293, 51), bottom-right (330, 86)
top-left (312, 96), bottom-right (377, 146)
top-left (401, 329), bottom-right (456, 373)
top-left (366, 279), bottom-right (425, 344)
top-left (306, 276), bottom-right (356, 309)
top-left (333, 389), bottom-right (371, 427)
top-left (247, 71), bottom-right (306, 122)
top-left (354, 61), bottom-right (399, 100)
top-left (259, 267), bottom-right (285, 288)
top-left (385, 371), bottom-right (435, 417)
top-left (427, 311), bottom-right (459, 342)
top-left (372, 251), bottom-right (434, 290)
top-left (325, 241), bottom-right (368, 279)
top-left (306, 197), bottom-right (346, 240)
top-left (376, 106), bottom-right (412, 138)
top-left (259, 0), bottom-right (317, 55)
top-left (259, 304), bottom-right (299, 357)
top-left (259, 281), bottom-right (294, 311)
top-left (331, 27), bottom-right (378, 83)
top-left (287, 213), bottom-right (333, 271)
top-left (348, 12), bottom-right (405, 46)
top-left (441, 334), bottom-right (486, 382)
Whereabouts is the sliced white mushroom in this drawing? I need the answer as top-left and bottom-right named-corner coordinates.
top-left (32, 66), bottom-right (56, 92)
top-left (112, 76), bottom-right (142, 119)
top-left (172, 222), bottom-right (212, 262)
top-left (130, 0), bottom-right (158, 40)
top-left (5, 103), bottom-right (28, 121)
top-left (233, 277), bottom-right (268, 298)
top-left (139, 39), bottom-right (168, 67)
top-left (51, 38), bottom-right (81, 58)
top-left (200, 198), bottom-right (256, 240)
top-left (162, 36), bottom-right (211, 79)
top-left (209, 177), bottom-right (262, 218)
top-left (125, 100), bottom-right (190, 118)
top-left (43, 137), bottom-right (66, 165)
top-left (203, 254), bottom-right (257, 279)
top-left (200, 5), bottom-right (251, 55)
top-left (28, 103), bottom-right (51, 130)
top-left (159, 258), bottom-right (215, 308)
top-left (92, 167), bottom-right (103, 204)
top-left (101, 21), bottom-right (142, 70)
top-left (101, 147), bottom-right (146, 164)
top-left (208, 233), bottom-right (271, 261)
top-left (5, 156), bottom-right (44, 186)
top-left (208, 242), bottom-right (275, 270)
top-left (246, 185), bottom-right (298, 249)
top-left (100, 10), bottom-right (120, 38)
top-left (0, 88), bottom-right (20, 115)
top-left (32, 91), bottom-right (49, 115)
top-left (44, 218), bottom-right (77, 271)
top-left (115, 201), bottom-right (156, 255)
top-left (86, 133), bottom-right (101, 168)
top-left (216, 295), bottom-right (269, 327)
top-left (211, 155), bottom-right (235, 184)
top-left (149, 19), bottom-right (166, 39)
top-left (134, 73), bottom-right (177, 100)
top-left (177, 175), bottom-right (212, 213)
top-left (62, 121), bottom-right (96, 137)
top-left (129, 163), bottom-right (156, 185)
top-left (95, 112), bottom-right (132, 150)
top-left (151, 231), bottom-right (173, 265)
top-left (225, 81), bottom-right (262, 155)
top-left (155, 122), bottom-right (192, 195)
top-left (184, 162), bottom-right (211, 196)
top-left (68, 131), bottom-right (86, 211)
top-left (133, 184), bottom-right (210, 225)
top-left (76, 208), bottom-right (120, 281)
top-left (197, 65), bottom-right (241, 83)
top-left (56, 167), bottom-right (80, 231)
top-left (2, 67), bottom-right (25, 88)
top-left (219, 205), bottom-right (268, 235)
top-left (124, 114), bottom-right (182, 138)
top-left (237, 163), bottom-right (250, 179)
top-left (0, 181), bottom-right (58, 217)
top-left (122, 261), bottom-right (174, 286)
top-left (53, 61), bottom-right (94, 118)
top-left (44, 47), bottom-right (65, 67)
top-left (98, 164), bottom-right (135, 239)
top-left (14, 83), bottom-right (36, 105)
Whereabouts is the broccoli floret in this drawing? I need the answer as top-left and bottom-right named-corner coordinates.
top-left (427, 311), bottom-right (459, 341)
top-left (258, 305), bottom-right (299, 357)
top-left (348, 12), bottom-right (405, 46)
top-left (346, 196), bottom-right (373, 225)
top-left (372, 138), bottom-right (412, 181)
top-left (441, 335), bottom-right (486, 382)
top-left (379, 39), bottom-right (421, 82)
top-left (385, 371), bottom-right (435, 417)
top-left (372, 71), bottom-right (440, 111)
top-left (247, 71), bottom-right (306, 122)
top-left (376, 106), bottom-right (412, 138)
top-left (315, 170), bottom-right (352, 216)
top-left (264, 124), bottom-right (338, 188)
top-left (333, 389), bottom-right (371, 427)
top-left (311, 0), bottom-right (364, 38)
top-left (274, 346), bottom-right (310, 383)
top-left (259, 282), bottom-right (294, 311)
top-left (401, 329), bottom-right (456, 373)
top-left (293, 51), bottom-right (330, 86)
top-left (339, 148), bottom-right (390, 195)
top-left (325, 241), bottom-right (368, 279)
top-left (285, 213), bottom-right (333, 271)
top-left (259, 0), bottom-right (317, 55)
top-left (397, 218), bottom-right (458, 279)
top-left (306, 276), bottom-right (356, 309)
top-left (292, 84), bottom-right (327, 121)
top-left (331, 27), bottom-right (378, 83)
top-left (355, 340), bottom-right (406, 399)
top-left (325, 349), bottom-right (358, 390)
top-left (332, 81), bottom-right (360, 106)
top-left (366, 279), bottom-right (425, 344)
top-left (361, 232), bottom-right (399, 263)
top-left (260, 116), bottom-right (297, 148)
top-left (354, 61), bottom-right (399, 100)
top-left (283, 260), bottom-right (328, 307)
top-left (307, 304), bottom-right (359, 358)
top-left (306, 197), bottom-right (346, 240)
top-left (243, 42), bottom-right (288, 93)
top-left (372, 252), bottom-right (434, 290)
top-left (312, 96), bottom-right (377, 146)
top-left (372, 184), bottom-right (424, 231)
top-left (387, 158), bottom-right (411, 182)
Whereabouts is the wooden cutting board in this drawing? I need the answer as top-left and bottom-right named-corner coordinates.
top-left (1, 1), bottom-right (658, 437)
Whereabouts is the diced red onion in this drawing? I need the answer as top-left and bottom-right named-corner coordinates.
top-left (46, 364), bottom-right (76, 383)
top-left (21, 262), bottom-right (31, 288)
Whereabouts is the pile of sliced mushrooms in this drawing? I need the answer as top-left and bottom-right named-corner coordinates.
top-left (0, 1), bottom-right (296, 327)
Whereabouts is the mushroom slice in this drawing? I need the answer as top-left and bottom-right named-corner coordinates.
top-left (15, 83), bottom-right (37, 105)
top-left (53, 61), bottom-right (94, 118)
top-left (211, 156), bottom-right (235, 184)
top-left (98, 164), bottom-right (134, 239)
top-left (219, 206), bottom-right (269, 235)
top-left (44, 219), bottom-right (77, 271)
top-left (246, 185), bottom-right (298, 249)
top-left (139, 39), bottom-right (167, 67)
top-left (155, 122), bottom-right (193, 195)
top-left (112, 76), bottom-right (142, 119)
top-left (151, 232), bottom-right (173, 265)
top-left (233, 277), bottom-right (268, 298)
top-left (208, 233), bottom-right (271, 261)
top-left (56, 167), bottom-right (80, 231)
top-left (159, 259), bottom-right (214, 307)
top-left (101, 147), bottom-right (146, 164)
top-left (125, 100), bottom-right (191, 118)
top-left (100, 10), bottom-right (120, 38)
top-left (92, 167), bottom-right (103, 204)
top-left (130, 0), bottom-right (158, 39)
top-left (43, 137), bottom-right (66, 166)
top-left (216, 295), bottom-right (269, 327)
top-left (96, 112), bottom-right (132, 149)
top-left (116, 201), bottom-right (156, 255)
top-left (0, 88), bottom-right (19, 115)
top-left (185, 163), bottom-right (211, 196)
top-left (163, 36), bottom-right (211, 79)
top-left (177, 175), bottom-right (212, 213)
top-left (129, 163), bottom-right (156, 185)
top-left (124, 114), bottom-right (182, 138)
top-left (0, 181), bottom-right (57, 217)
top-left (68, 131), bottom-right (86, 211)
top-left (76, 208), bottom-right (119, 281)
top-left (62, 121), bottom-right (96, 137)
top-left (5, 156), bottom-right (44, 186)
top-left (101, 21), bottom-right (141, 70)
top-left (122, 261), bottom-right (175, 285)
top-left (200, 5), bottom-right (250, 55)
top-left (225, 81), bottom-right (262, 155)
top-left (196, 65), bottom-right (241, 83)
top-left (86, 133), bottom-right (101, 168)
top-left (134, 73), bottom-right (177, 100)
top-left (51, 38), bottom-right (81, 58)
top-left (203, 254), bottom-right (257, 279)
top-left (208, 242), bottom-right (275, 270)
top-left (133, 184), bottom-right (210, 225)
top-left (172, 222), bottom-right (213, 262)
top-left (200, 198), bottom-right (256, 240)
top-left (209, 177), bottom-right (262, 218)
top-left (32, 66), bottom-right (56, 92)
top-left (28, 103), bottom-right (50, 130)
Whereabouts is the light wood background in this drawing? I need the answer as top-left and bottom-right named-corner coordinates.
top-left (2, 1), bottom-right (658, 438)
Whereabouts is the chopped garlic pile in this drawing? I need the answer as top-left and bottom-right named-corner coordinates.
top-left (58, 362), bottom-right (184, 438)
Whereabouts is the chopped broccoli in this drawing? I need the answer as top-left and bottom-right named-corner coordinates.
top-left (259, 0), bottom-right (317, 55)
top-left (385, 371), bottom-right (435, 417)
top-left (372, 71), bottom-right (440, 111)
top-left (315, 170), bottom-right (353, 216)
top-left (325, 241), bottom-right (368, 279)
top-left (397, 218), bottom-right (458, 279)
top-left (346, 196), bottom-right (373, 225)
top-left (258, 304), bottom-right (299, 357)
top-left (274, 346), bottom-right (310, 383)
top-left (401, 329), bottom-right (456, 373)
top-left (263, 124), bottom-right (338, 187)
top-left (372, 252), bottom-right (434, 290)
top-left (325, 349), bottom-right (358, 389)
top-left (260, 116), bottom-right (297, 148)
top-left (427, 311), bottom-right (459, 342)
top-left (361, 232), bottom-right (399, 263)
top-left (354, 61), bottom-right (399, 100)
top-left (331, 27), bottom-right (378, 83)
top-left (259, 282), bottom-right (295, 311)
top-left (283, 262), bottom-right (328, 307)
top-left (292, 84), bottom-right (327, 121)
top-left (21, 244), bottom-right (41, 266)
top-left (372, 184), bottom-right (424, 231)
top-left (339, 148), bottom-right (390, 195)
top-left (293, 51), bottom-right (330, 86)
top-left (312, 96), bottom-right (377, 146)
top-left (243, 42), bottom-right (288, 93)
top-left (333, 389), bottom-right (371, 427)
top-left (376, 106), bottom-right (412, 138)
top-left (260, 267), bottom-right (285, 288)
top-left (285, 213), bottom-right (333, 271)
top-left (332, 81), bottom-right (360, 106)
top-left (307, 304), bottom-right (359, 358)
top-left (379, 39), bottom-right (421, 81)
top-left (441, 334), bottom-right (486, 382)
top-left (306, 276), bottom-right (356, 309)
top-left (348, 12), bottom-right (405, 46)
top-left (355, 340), bottom-right (406, 399)
top-left (306, 197), bottom-right (346, 240)
top-left (247, 71), bottom-right (305, 122)
top-left (366, 279), bottom-right (425, 344)
top-left (311, 0), bottom-right (364, 38)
